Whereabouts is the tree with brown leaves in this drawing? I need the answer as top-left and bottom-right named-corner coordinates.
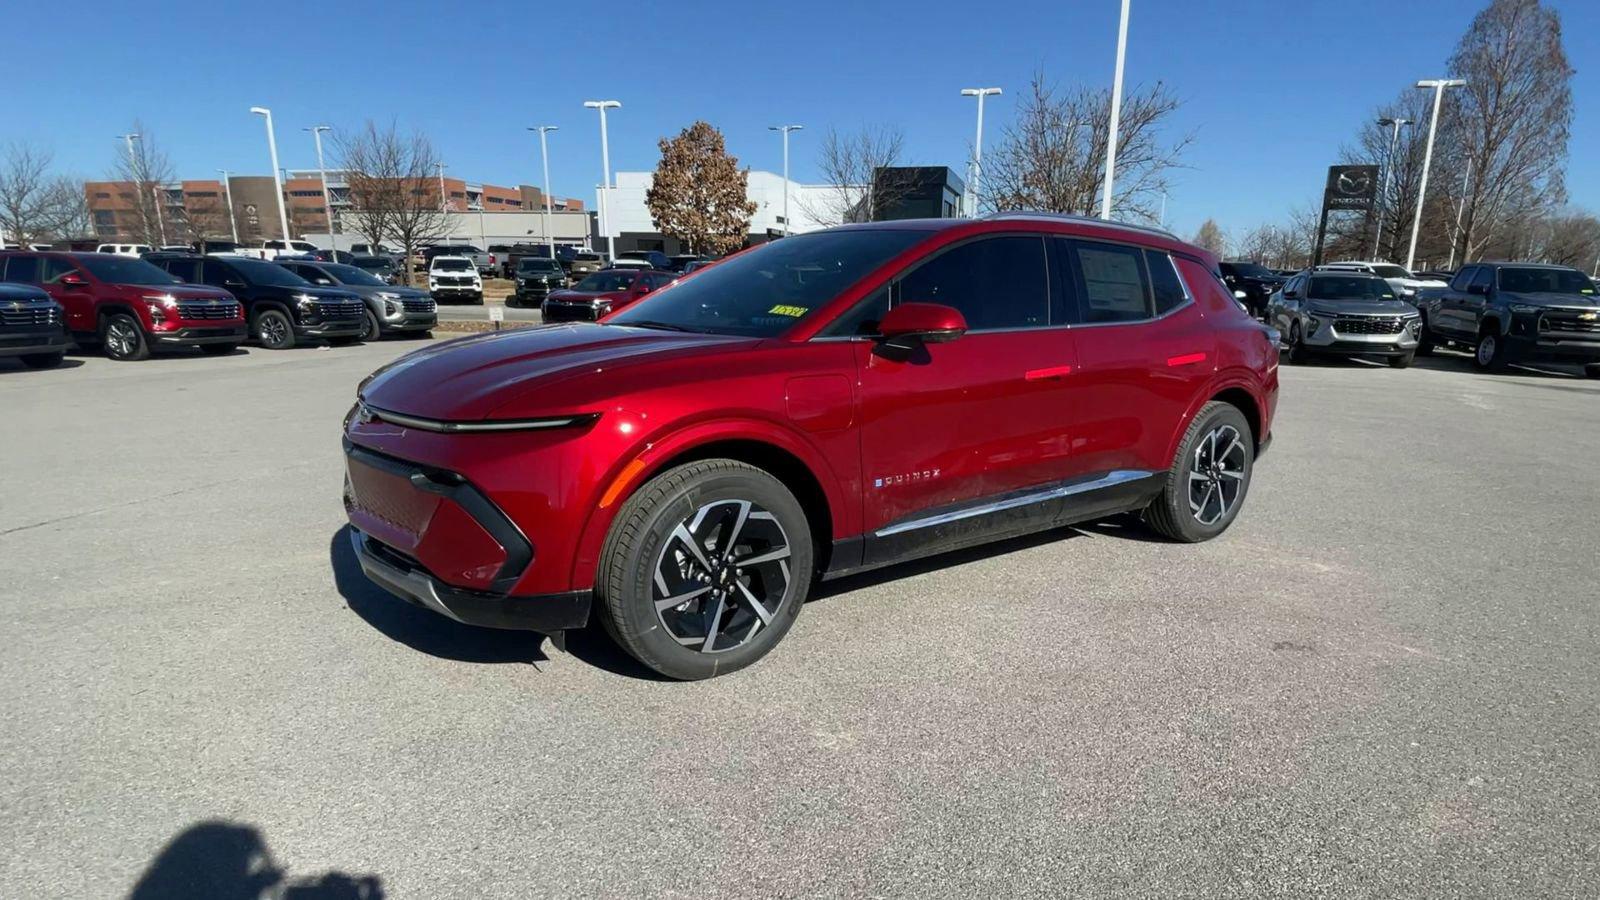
top-left (645, 122), bottom-right (756, 256)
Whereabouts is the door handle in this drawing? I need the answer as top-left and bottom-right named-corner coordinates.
top-left (1024, 365), bottom-right (1073, 381)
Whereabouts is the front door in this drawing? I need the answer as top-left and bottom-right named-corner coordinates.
top-left (852, 234), bottom-right (1080, 563)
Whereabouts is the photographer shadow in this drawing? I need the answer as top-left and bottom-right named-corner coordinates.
top-left (127, 819), bottom-right (382, 900)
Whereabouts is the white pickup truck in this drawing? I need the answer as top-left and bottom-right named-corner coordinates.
top-left (233, 239), bottom-right (320, 260)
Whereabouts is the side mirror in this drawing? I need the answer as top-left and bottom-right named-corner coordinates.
top-left (878, 302), bottom-right (968, 346)
top-left (316, 278), bottom-right (333, 285)
top-left (59, 272), bottom-right (88, 287)
top-left (636, 284), bottom-right (652, 295)
top-left (1466, 282), bottom-right (1488, 296)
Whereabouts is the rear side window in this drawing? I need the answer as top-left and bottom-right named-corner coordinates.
top-left (200, 261), bottom-right (235, 287)
top-left (895, 235), bottom-right (1049, 331)
top-left (164, 258), bottom-right (200, 283)
top-left (3, 256), bottom-right (40, 283)
top-left (1145, 250), bottom-right (1188, 315)
top-left (1068, 240), bottom-right (1151, 323)
top-left (42, 258), bottom-right (77, 283)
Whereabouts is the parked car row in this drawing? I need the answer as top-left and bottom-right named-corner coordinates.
top-left (0, 250), bottom-right (436, 366)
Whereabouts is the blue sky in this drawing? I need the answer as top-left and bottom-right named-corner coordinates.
top-left (7, 0), bottom-right (1596, 240)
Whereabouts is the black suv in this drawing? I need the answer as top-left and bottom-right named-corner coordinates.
top-left (1219, 262), bottom-right (1285, 319)
top-left (1416, 262), bottom-right (1600, 374)
top-left (0, 282), bottom-right (69, 369)
top-left (149, 254), bottom-right (365, 350)
top-left (508, 257), bottom-right (567, 307)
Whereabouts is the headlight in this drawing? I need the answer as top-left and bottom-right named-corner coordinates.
top-left (1508, 303), bottom-right (1540, 315)
top-left (593, 299), bottom-right (612, 314)
top-left (144, 302), bottom-right (167, 322)
top-left (1233, 290), bottom-right (1248, 299)
top-left (294, 292), bottom-right (317, 310)
top-left (142, 293), bottom-right (177, 306)
top-left (375, 291), bottom-right (401, 300)
top-left (1401, 287), bottom-right (1417, 297)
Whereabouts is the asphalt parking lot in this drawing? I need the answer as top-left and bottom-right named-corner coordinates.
top-left (2, 339), bottom-right (1598, 898)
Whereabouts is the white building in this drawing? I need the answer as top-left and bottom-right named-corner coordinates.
top-left (595, 171), bottom-right (851, 253)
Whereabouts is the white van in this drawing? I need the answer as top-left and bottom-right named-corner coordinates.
top-left (96, 243), bottom-right (153, 257)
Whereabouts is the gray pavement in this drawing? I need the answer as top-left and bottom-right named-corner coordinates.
top-left (1, 341), bottom-right (1597, 898)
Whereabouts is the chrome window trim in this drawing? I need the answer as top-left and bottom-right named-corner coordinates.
top-left (874, 469), bottom-right (1158, 538)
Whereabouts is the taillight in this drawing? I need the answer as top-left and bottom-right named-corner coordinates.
top-left (489, 254), bottom-right (497, 264)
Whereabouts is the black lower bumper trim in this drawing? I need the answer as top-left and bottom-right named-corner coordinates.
top-left (1508, 336), bottom-right (1600, 364)
top-left (351, 529), bottom-right (590, 633)
top-left (0, 333), bottom-right (70, 357)
top-left (300, 321), bottom-right (365, 337)
top-left (151, 326), bottom-right (248, 345)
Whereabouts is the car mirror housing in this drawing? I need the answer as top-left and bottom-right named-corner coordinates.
top-left (1467, 282), bottom-right (1489, 296)
top-left (59, 272), bottom-right (88, 287)
top-left (877, 302), bottom-right (968, 346)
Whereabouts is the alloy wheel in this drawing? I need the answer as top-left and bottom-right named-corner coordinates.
top-left (1476, 335), bottom-right (1496, 367)
top-left (651, 498), bottom-right (792, 654)
top-left (106, 319), bottom-right (138, 358)
top-left (1188, 424), bottom-right (1247, 526)
top-left (260, 314), bottom-right (289, 347)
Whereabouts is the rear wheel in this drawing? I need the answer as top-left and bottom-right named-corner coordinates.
top-left (254, 309), bottom-right (295, 350)
top-left (19, 351), bottom-right (64, 369)
top-left (1144, 402), bottom-right (1254, 543)
top-left (1474, 329), bottom-right (1509, 371)
top-left (361, 309), bottom-right (383, 342)
top-left (599, 460), bottom-right (814, 680)
top-left (327, 335), bottom-right (362, 346)
top-left (101, 313), bottom-right (150, 361)
top-left (199, 343), bottom-right (238, 356)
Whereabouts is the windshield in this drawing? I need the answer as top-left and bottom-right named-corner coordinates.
top-left (1497, 267), bottom-right (1596, 295)
top-left (518, 259), bottom-right (561, 273)
top-left (1307, 276), bottom-right (1396, 302)
top-left (233, 258), bottom-right (310, 287)
top-left (321, 263), bottom-right (386, 286)
top-left (433, 259), bottom-right (472, 272)
top-left (575, 271), bottom-right (638, 292)
top-left (1226, 262), bottom-right (1275, 278)
top-left (76, 255), bottom-right (181, 286)
top-left (608, 229), bottom-right (927, 337)
top-left (351, 257), bottom-right (392, 271)
top-left (1369, 264), bottom-right (1413, 279)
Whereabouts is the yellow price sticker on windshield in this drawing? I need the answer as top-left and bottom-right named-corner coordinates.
top-left (768, 304), bottom-right (808, 317)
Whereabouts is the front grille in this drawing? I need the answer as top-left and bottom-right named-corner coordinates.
top-left (176, 300), bottom-right (240, 320)
top-left (435, 276), bottom-right (473, 287)
top-left (1540, 312), bottom-right (1600, 334)
top-left (316, 298), bottom-right (364, 320)
top-left (1334, 316), bottom-right (1407, 335)
top-left (0, 306), bottom-right (59, 327)
top-left (400, 298), bottom-right (435, 313)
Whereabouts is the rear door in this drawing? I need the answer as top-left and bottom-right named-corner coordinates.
top-left (852, 233), bottom-right (1080, 560)
top-left (1061, 239), bottom-right (1216, 477)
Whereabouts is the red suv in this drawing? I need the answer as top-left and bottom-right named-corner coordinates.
top-left (0, 251), bottom-right (245, 360)
top-left (344, 214), bottom-right (1279, 679)
top-left (540, 268), bottom-right (676, 322)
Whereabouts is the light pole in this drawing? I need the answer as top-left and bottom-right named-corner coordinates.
top-left (217, 169), bottom-right (239, 244)
top-left (769, 124), bottom-right (803, 235)
top-left (1447, 159), bottom-right (1473, 270)
top-left (528, 126), bottom-right (559, 259)
top-left (249, 107), bottom-right (292, 244)
top-left (118, 133), bottom-right (145, 241)
top-left (1406, 78), bottom-right (1466, 271)
top-left (436, 162), bottom-right (448, 213)
top-left (1101, 0), bottom-right (1132, 220)
top-left (304, 125), bottom-right (335, 249)
top-left (1372, 116), bottom-right (1410, 260)
top-left (584, 100), bottom-right (621, 260)
top-left (959, 88), bottom-right (1000, 217)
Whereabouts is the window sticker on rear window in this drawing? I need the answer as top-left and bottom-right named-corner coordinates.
top-left (768, 304), bottom-right (808, 317)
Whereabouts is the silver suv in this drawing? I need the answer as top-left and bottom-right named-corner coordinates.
top-left (1318, 261), bottom-right (1447, 303)
top-left (1269, 270), bottom-right (1422, 368)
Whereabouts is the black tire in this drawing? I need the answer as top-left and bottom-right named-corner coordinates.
top-left (1389, 350), bottom-right (1415, 369)
top-left (1144, 401), bottom-right (1254, 543)
top-left (199, 343), bottom-right (238, 356)
top-left (1415, 318), bottom-right (1435, 356)
top-left (1286, 322), bottom-right (1311, 365)
top-left (1585, 364), bottom-right (1600, 380)
top-left (254, 309), bottom-right (295, 350)
top-left (598, 459), bottom-right (814, 680)
top-left (101, 313), bottom-right (150, 361)
top-left (362, 309), bottom-right (383, 342)
top-left (1473, 328), bottom-right (1510, 371)
top-left (19, 351), bottom-right (64, 369)
top-left (327, 335), bottom-right (362, 346)
top-left (505, 295), bottom-right (520, 309)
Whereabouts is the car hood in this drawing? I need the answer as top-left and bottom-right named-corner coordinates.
top-left (1305, 298), bottom-right (1417, 315)
top-left (298, 286), bottom-right (362, 302)
top-left (125, 284), bottom-right (236, 302)
top-left (1500, 290), bottom-right (1600, 310)
top-left (343, 284), bottom-right (428, 299)
top-left (549, 289), bottom-right (626, 302)
top-left (358, 323), bottom-right (756, 420)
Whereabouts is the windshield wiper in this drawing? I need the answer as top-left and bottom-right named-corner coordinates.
top-left (616, 320), bottom-right (696, 333)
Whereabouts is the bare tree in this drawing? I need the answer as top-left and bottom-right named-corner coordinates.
top-left (985, 71), bottom-right (1191, 223)
top-left (1191, 219), bottom-right (1227, 256)
top-left (337, 121), bottom-right (450, 286)
top-left (1443, 0), bottom-right (1573, 263)
top-left (109, 122), bottom-right (176, 246)
top-left (0, 143), bottom-right (81, 244)
top-left (799, 126), bottom-right (909, 226)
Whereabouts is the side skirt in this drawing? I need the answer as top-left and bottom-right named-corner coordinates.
top-left (822, 469), bottom-right (1163, 581)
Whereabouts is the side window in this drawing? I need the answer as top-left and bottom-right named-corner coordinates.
top-left (201, 262), bottom-right (234, 288)
top-left (1145, 250), bottom-right (1187, 315)
top-left (1469, 267), bottom-right (1492, 292)
top-left (164, 258), bottom-right (200, 283)
top-left (3, 256), bottom-right (40, 283)
top-left (821, 285), bottom-right (890, 337)
top-left (1285, 275), bottom-right (1303, 297)
top-left (895, 235), bottom-right (1049, 331)
top-left (42, 258), bottom-right (77, 284)
top-left (1069, 240), bottom-right (1152, 323)
top-left (1449, 266), bottom-right (1475, 291)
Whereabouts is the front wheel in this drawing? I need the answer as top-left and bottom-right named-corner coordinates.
top-left (598, 460), bottom-right (814, 680)
top-left (1584, 364), bottom-right (1600, 380)
top-left (1286, 322), bottom-right (1311, 365)
top-left (1389, 350), bottom-right (1415, 369)
top-left (1144, 402), bottom-right (1254, 543)
top-left (1415, 318), bottom-right (1435, 356)
top-left (255, 309), bottom-right (296, 350)
top-left (361, 309), bottom-right (383, 342)
top-left (19, 351), bottom-right (65, 369)
top-left (1474, 330), bottom-right (1510, 371)
top-left (101, 313), bottom-right (150, 361)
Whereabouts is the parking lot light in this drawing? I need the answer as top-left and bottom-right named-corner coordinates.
top-left (1373, 117), bottom-right (1410, 260)
top-left (583, 100), bottom-right (621, 262)
top-left (249, 107), bottom-right (292, 244)
top-left (959, 90), bottom-right (1000, 217)
top-left (529, 126), bottom-right (559, 259)
top-left (217, 169), bottom-right (239, 244)
top-left (769, 125), bottom-right (803, 236)
top-left (1101, 0), bottom-right (1132, 220)
top-left (1406, 79), bottom-right (1466, 271)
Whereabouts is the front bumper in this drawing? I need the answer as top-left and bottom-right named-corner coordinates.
top-left (1302, 317), bottom-right (1419, 355)
top-left (0, 328), bottom-right (71, 357)
top-left (430, 287), bottom-right (482, 302)
top-left (351, 529), bottom-right (590, 633)
top-left (542, 300), bottom-right (607, 322)
top-left (1506, 333), bottom-right (1600, 364)
top-left (151, 324), bottom-right (248, 346)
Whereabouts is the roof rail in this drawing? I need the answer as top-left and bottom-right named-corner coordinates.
top-left (981, 210), bottom-right (1181, 243)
